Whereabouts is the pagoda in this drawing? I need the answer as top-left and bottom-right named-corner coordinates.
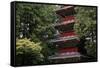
top-left (48, 5), bottom-right (82, 63)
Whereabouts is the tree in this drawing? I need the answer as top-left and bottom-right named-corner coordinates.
top-left (16, 3), bottom-right (57, 41)
top-left (16, 38), bottom-right (44, 65)
top-left (74, 6), bottom-right (97, 58)
top-left (15, 3), bottom-right (58, 64)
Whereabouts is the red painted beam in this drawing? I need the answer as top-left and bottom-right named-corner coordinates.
top-left (60, 31), bottom-right (77, 37)
top-left (61, 16), bottom-right (75, 22)
top-left (58, 47), bottom-right (79, 53)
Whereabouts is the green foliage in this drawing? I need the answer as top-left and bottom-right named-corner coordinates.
top-left (74, 6), bottom-right (97, 58)
top-left (15, 3), bottom-right (57, 65)
top-left (74, 7), bottom-right (96, 37)
top-left (16, 38), bottom-right (44, 65)
top-left (16, 3), bottom-right (57, 40)
top-left (15, 3), bottom-right (97, 64)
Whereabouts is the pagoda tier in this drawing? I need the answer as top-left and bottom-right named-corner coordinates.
top-left (56, 6), bottom-right (75, 17)
top-left (53, 16), bottom-right (75, 32)
top-left (49, 35), bottom-right (79, 43)
top-left (50, 30), bottom-right (78, 39)
top-left (60, 31), bottom-right (77, 37)
top-left (53, 19), bottom-right (75, 27)
top-left (60, 16), bottom-right (75, 22)
top-left (49, 57), bottom-right (81, 63)
top-left (54, 23), bottom-right (74, 32)
top-left (50, 39), bottom-right (79, 48)
top-left (53, 16), bottom-right (75, 26)
top-left (48, 52), bottom-right (81, 60)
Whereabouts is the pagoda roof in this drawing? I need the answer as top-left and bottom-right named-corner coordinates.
top-left (56, 6), bottom-right (75, 17)
top-left (55, 41), bottom-right (79, 48)
top-left (54, 23), bottom-right (74, 32)
top-left (52, 19), bottom-right (75, 27)
top-left (48, 52), bottom-right (81, 59)
top-left (48, 36), bottom-right (79, 43)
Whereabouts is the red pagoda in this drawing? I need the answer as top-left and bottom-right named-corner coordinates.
top-left (48, 5), bottom-right (82, 63)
